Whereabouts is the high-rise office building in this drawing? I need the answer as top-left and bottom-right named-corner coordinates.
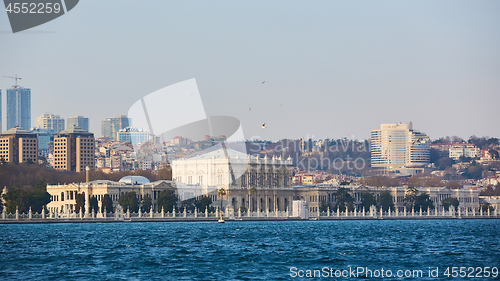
top-left (101, 115), bottom-right (130, 140)
top-left (117, 127), bottom-right (150, 145)
top-left (31, 127), bottom-right (55, 151)
top-left (53, 126), bottom-right (95, 172)
top-left (6, 86), bottom-right (31, 131)
top-left (35, 113), bottom-right (65, 133)
top-left (0, 126), bottom-right (38, 163)
top-left (66, 115), bottom-right (89, 132)
top-left (371, 122), bottom-right (430, 176)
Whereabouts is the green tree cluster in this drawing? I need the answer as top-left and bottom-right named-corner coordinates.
top-left (441, 197), bottom-right (459, 211)
top-left (480, 203), bottom-right (494, 213)
top-left (101, 194), bottom-right (114, 213)
top-left (75, 193), bottom-right (85, 213)
top-left (118, 191), bottom-right (139, 212)
top-left (413, 193), bottom-right (434, 212)
top-left (141, 194), bottom-right (153, 213)
top-left (2, 187), bottom-right (50, 213)
top-left (379, 191), bottom-right (394, 212)
top-left (89, 196), bottom-right (99, 213)
top-left (180, 195), bottom-right (214, 213)
top-left (157, 190), bottom-right (177, 212)
top-left (334, 188), bottom-right (354, 211)
top-left (360, 193), bottom-right (376, 210)
top-left (404, 187), bottom-right (434, 211)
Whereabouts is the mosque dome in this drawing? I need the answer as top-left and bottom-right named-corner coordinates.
top-left (118, 176), bottom-right (151, 184)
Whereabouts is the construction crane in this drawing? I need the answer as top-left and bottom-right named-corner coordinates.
top-left (2, 75), bottom-right (22, 87)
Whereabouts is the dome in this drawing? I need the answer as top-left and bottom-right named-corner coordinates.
top-left (119, 176), bottom-right (151, 184)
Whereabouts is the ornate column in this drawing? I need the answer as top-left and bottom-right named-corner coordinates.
top-left (85, 193), bottom-right (90, 218)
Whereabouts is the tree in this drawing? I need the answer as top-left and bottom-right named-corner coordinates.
top-left (488, 149), bottom-right (499, 160)
top-left (334, 188), bottom-right (354, 211)
top-left (379, 191), bottom-right (394, 212)
top-left (157, 190), bottom-right (177, 212)
top-left (157, 164), bottom-right (172, 180)
top-left (360, 192), bottom-right (376, 210)
top-left (218, 187), bottom-right (227, 212)
top-left (413, 193), bottom-right (434, 212)
top-left (26, 189), bottom-right (51, 213)
top-left (32, 179), bottom-right (46, 189)
top-left (404, 187), bottom-right (418, 209)
top-left (101, 194), bottom-right (114, 213)
top-left (480, 203), bottom-right (494, 213)
top-left (429, 148), bottom-right (441, 166)
top-left (118, 191), bottom-right (139, 213)
top-left (437, 157), bottom-right (453, 170)
top-left (445, 181), bottom-right (462, 189)
top-left (2, 188), bottom-right (28, 213)
top-left (89, 196), bottom-right (99, 213)
top-left (441, 197), bottom-right (459, 211)
top-left (180, 198), bottom-right (195, 212)
top-left (195, 196), bottom-right (213, 212)
top-left (2, 187), bottom-right (50, 214)
top-left (359, 176), bottom-right (400, 187)
top-left (75, 193), bottom-right (85, 213)
top-left (464, 165), bottom-right (483, 179)
top-left (319, 200), bottom-right (329, 212)
top-left (141, 194), bottom-right (153, 213)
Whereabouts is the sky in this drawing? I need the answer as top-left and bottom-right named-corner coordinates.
top-left (0, 0), bottom-right (499, 141)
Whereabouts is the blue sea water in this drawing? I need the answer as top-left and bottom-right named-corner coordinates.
top-left (0, 220), bottom-right (499, 280)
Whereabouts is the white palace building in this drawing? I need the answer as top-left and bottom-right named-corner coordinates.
top-left (46, 146), bottom-right (482, 216)
top-left (171, 146), bottom-right (295, 212)
top-left (47, 176), bottom-right (175, 214)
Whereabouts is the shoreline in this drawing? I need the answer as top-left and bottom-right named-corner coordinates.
top-left (1, 216), bottom-right (499, 224)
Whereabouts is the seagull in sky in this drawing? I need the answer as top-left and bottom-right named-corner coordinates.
top-left (262, 123), bottom-right (267, 129)
top-left (249, 108), bottom-right (251, 111)
top-left (262, 81), bottom-right (265, 84)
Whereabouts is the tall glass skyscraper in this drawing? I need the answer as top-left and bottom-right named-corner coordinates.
top-left (6, 86), bottom-right (31, 130)
top-left (67, 115), bottom-right (89, 132)
top-left (35, 113), bottom-right (65, 133)
top-left (101, 115), bottom-right (130, 140)
top-left (371, 122), bottom-right (430, 176)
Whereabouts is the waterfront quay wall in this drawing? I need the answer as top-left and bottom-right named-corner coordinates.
top-left (1, 205), bottom-right (499, 223)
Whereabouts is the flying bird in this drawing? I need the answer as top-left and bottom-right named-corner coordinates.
top-left (249, 108), bottom-right (251, 111)
top-left (262, 123), bottom-right (267, 129)
top-left (262, 81), bottom-right (265, 84)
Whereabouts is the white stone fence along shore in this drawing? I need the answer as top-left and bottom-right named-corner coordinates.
top-left (0, 205), bottom-right (499, 222)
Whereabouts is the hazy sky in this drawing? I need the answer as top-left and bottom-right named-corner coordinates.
top-left (0, 0), bottom-right (499, 141)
